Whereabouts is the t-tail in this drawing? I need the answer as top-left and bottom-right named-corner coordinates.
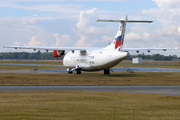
top-left (97, 15), bottom-right (153, 51)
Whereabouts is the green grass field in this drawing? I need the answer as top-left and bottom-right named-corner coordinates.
top-left (0, 91), bottom-right (180, 120)
top-left (0, 60), bottom-right (64, 70)
top-left (0, 72), bottom-right (180, 86)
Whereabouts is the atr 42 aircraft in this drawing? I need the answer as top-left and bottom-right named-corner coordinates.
top-left (3, 16), bottom-right (177, 74)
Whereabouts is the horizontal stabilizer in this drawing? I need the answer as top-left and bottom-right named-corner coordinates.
top-left (97, 20), bottom-right (124, 22)
top-left (97, 19), bottom-right (153, 23)
top-left (128, 20), bottom-right (153, 23)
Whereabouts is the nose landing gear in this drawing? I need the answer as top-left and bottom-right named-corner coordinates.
top-left (67, 68), bottom-right (81, 74)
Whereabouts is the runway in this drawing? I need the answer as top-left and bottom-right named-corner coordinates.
top-left (0, 85), bottom-right (180, 96)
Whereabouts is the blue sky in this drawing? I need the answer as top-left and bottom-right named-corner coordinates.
top-left (0, 0), bottom-right (180, 56)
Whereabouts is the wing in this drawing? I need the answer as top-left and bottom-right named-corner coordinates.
top-left (3, 45), bottom-right (101, 52)
top-left (122, 47), bottom-right (177, 53)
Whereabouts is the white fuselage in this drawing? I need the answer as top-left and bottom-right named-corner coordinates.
top-left (63, 49), bottom-right (128, 71)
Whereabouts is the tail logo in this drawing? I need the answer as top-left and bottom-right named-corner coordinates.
top-left (115, 35), bottom-right (123, 49)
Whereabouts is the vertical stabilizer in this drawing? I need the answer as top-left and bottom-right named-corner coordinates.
top-left (114, 15), bottom-right (127, 51)
top-left (97, 15), bottom-right (153, 51)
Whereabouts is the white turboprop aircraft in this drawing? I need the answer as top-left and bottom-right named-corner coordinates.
top-left (3, 16), bottom-right (177, 74)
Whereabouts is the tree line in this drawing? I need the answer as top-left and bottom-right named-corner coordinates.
top-left (0, 51), bottom-right (63, 60)
top-left (0, 52), bottom-right (179, 61)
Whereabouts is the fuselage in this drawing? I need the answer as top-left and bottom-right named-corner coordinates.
top-left (63, 49), bottom-right (128, 71)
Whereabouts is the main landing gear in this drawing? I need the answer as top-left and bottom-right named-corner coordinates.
top-left (67, 68), bottom-right (81, 74)
top-left (68, 71), bottom-right (73, 74)
top-left (75, 69), bottom-right (81, 74)
top-left (104, 69), bottom-right (110, 74)
top-left (68, 68), bottom-right (110, 75)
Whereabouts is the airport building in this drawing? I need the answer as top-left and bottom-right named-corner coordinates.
top-left (132, 57), bottom-right (142, 64)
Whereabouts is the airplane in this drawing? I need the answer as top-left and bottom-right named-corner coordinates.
top-left (3, 16), bottom-right (177, 74)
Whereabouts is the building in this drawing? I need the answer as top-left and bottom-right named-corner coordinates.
top-left (132, 57), bottom-right (142, 64)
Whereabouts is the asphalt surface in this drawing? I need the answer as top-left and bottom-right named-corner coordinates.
top-left (0, 85), bottom-right (180, 96)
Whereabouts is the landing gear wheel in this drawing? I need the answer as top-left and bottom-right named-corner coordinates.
top-left (68, 71), bottom-right (73, 74)
top-left (67, 68), bottom-right (73, 74)
top-left (104, 69), bottom-right (110, 74)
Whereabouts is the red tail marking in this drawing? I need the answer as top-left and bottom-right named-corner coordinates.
top-left (115, 40), bottom-right (120, 49)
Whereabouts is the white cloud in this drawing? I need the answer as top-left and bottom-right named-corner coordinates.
top-left (87, 26), bottom-right (112, 35)
top-left (178, 27), bottom-right (180, 35)
top-left (74, 8), bottom-right (115, 47)
top-left (54, 33), bottom-right (72, 47)
top-left (13, 41), bottom-right (22, 46)
top-left (75, 36), bottom-right (87, 47)
top-left (152, 0), bottom-right (180, 9)
top-left (102, 35), bottom-right (113, 42)
top-left (24, 36), bottom-right (47, 46)
top-left (76, 8), bottom-right (97, 30)
top-left (21, 17), bottom-right (38, 25)
top-left (126, 32), bottom-right (150, 42)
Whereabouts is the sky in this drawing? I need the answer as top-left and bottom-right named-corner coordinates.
top-left (0, 0), bottom-right (180, 56)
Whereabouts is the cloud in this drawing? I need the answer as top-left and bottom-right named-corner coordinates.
top-left (125, 32), bottom-right (150, 42)
top-left (13, 41), bottom-right (22, 46)
top-left (76, 8), bottom-right (97, 30)
top-left (178, 27), bottom-right (180, 35)
top-left (74, 8), bottom-right (115, 47)
top-left (24, 36), bottom-right (47, 46)
top-left (74, 36), bottom-right (88, 47)
top-left (54, 33), bottom-right (72, 47)
top-left (22, 17), bottom-right (38, 25)
top-left (102, 35), bottom-right (113, 42)
top-left (152, 0), bottom-right (180, 8)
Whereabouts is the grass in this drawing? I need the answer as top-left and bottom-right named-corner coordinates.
top-left (0, 60), bottom-right (62, 65)
top-left (0, 65), bottom-right (66, 70)
top-left (0, 72), bottom-right (180, 86)
top-left (0, 60), bottom-right (64, 70)
top-left (0, 91), bottom-right (180, 120)
top-left (117, 60), bottom-right (180, 69)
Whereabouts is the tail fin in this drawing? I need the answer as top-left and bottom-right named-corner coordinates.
top-left (114, 15), bottom-right (127, 51)
top-left (97, 15), bottom-right (153, 51)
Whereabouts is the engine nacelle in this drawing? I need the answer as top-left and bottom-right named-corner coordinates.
top-left (53, 50), bottom-right (65, 57)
